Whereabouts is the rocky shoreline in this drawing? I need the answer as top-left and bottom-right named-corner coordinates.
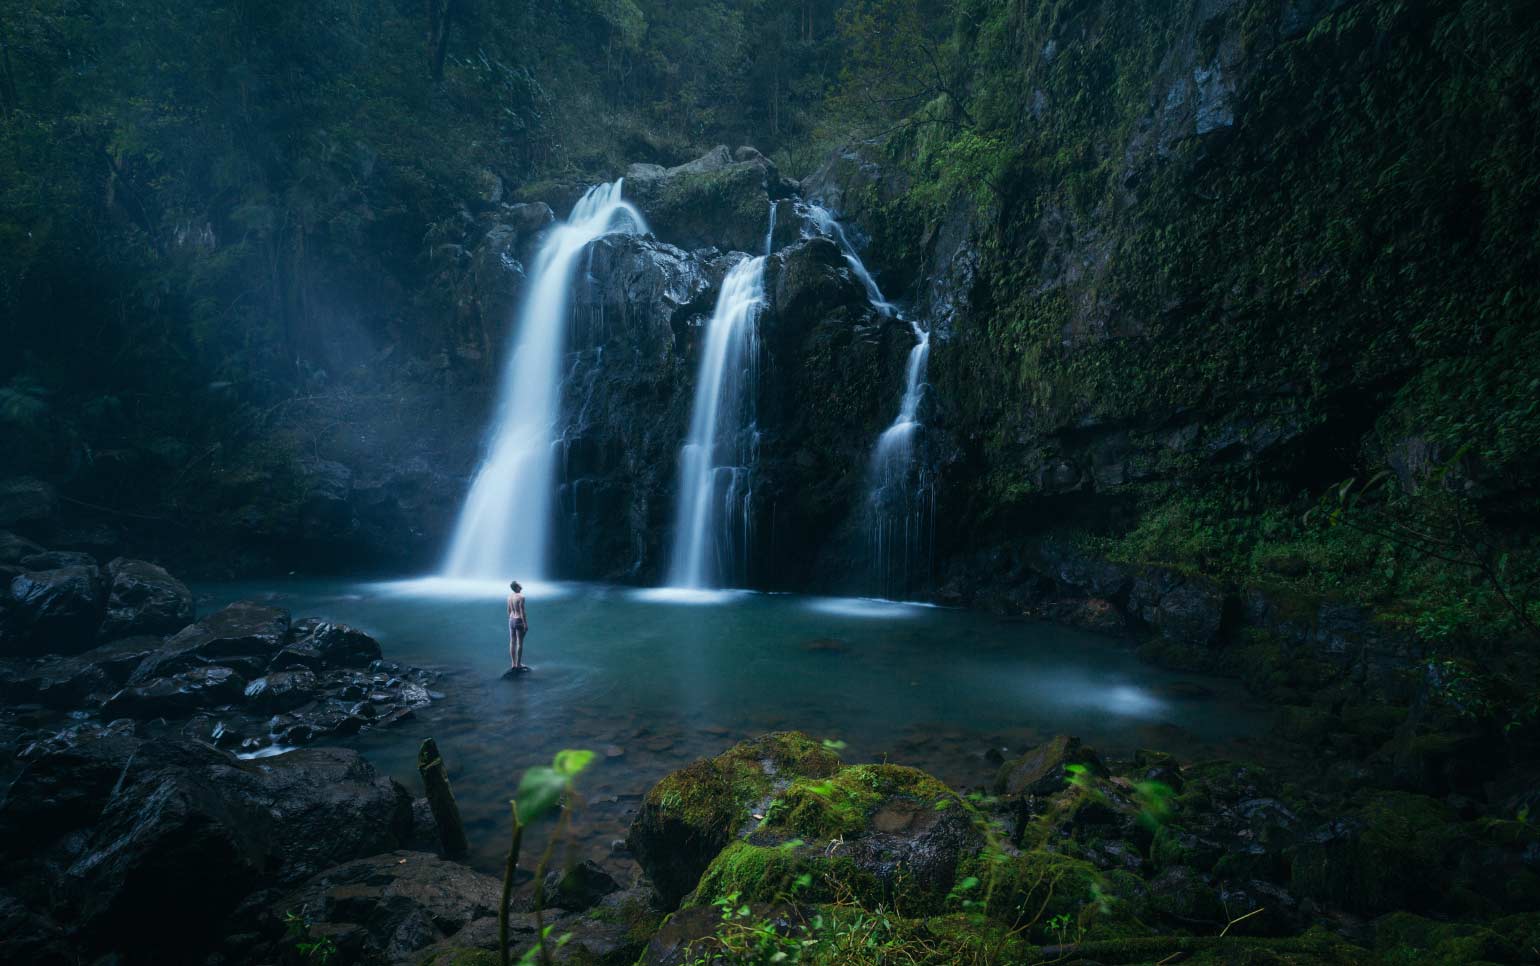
top-left (4, 721), bottom-right (1535, 964)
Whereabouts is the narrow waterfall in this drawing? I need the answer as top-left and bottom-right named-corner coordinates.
top-left (803, 201), bottom-right (933, 596)
top-left (442, 181), bottom-right (647, 580)
top-left (866, 316), bottom-right (933, 597)
top-left (666, 255), bottom-right (767, 589)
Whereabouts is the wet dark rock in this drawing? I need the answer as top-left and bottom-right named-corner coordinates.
top-left (243, 669), bottom-right (321, 713)
top-left (269, 641), bottom-right (327, 671)
top-left (260, 850), bottom-right (502, 964)
top-left (0, 734), bottom-right (412, 959)
top-left (97, 557), bottom-right (195, 639)
top-left (0, 636), bottom-right (158, 708)
top-left (543, 859), bottom-right (622, 912)
top-left (5, 565), bottom-right (106, 656)
top-left (131, 600), bottom-right (290, 682)
top-left (102, 665), bottom-right (247, 718)
top-left (289, 617), bottom-right (384, 668)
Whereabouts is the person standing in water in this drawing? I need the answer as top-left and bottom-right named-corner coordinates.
top-left (507, 580), bottom-right (530, 674)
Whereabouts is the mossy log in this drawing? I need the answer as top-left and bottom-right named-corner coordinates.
top-left (417, 737), bottom-right (470, 858)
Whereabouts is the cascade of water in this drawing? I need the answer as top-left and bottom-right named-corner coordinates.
top-left (666, 255), bottom-right (767, 589)
top-left (764, 200), bottom-right (777, 256)
top-left (442, 181), bottom-right (647, 580)
top-left (801, 202), bottom-right (895, 316)
top-left (802, 201), bottom-right (934, 596)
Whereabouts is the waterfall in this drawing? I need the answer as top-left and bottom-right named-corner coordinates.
top-left (764, 200), bottom-right (777, 256)
top-left (666, 255), bottom-right (767, 590)
top-left (866, 315), bottom-right (933, 597)
top-left (442, 181), bottom-right (647, 580)
top-left (803, 201), bottom-right (933, 597)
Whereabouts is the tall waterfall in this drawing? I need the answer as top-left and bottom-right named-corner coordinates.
top-left (442, 181), bottom-right (647, 580)
top-left (804, 201), bottom-right (933, 596)
top-left (666, 255), bottom-right (767, 590)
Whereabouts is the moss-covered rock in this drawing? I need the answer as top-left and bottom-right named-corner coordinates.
top-left (624, 147), bottom-right (782, 253)
top-left (626, 732), bottom-right (841, 907)
top-left (686, 762), bottom-right (984, 915)
top-left (1290, 791), bottom-right (1456, 916)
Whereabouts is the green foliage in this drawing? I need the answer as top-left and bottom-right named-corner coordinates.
top-left (282, 908), bottom-right (338, 966)
top-left (514, 747), bottom-right (595, 824)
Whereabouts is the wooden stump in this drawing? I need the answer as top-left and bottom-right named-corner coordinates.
top-left (416, 737), bottom-right (470, 858)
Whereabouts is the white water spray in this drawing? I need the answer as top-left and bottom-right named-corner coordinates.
top-left (667, 255), bottom-right (767, 590)
top-left (442, 181), bottom-right (647, 580)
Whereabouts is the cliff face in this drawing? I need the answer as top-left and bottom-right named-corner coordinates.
top-left (810, 0), bottom-right (1536, 589)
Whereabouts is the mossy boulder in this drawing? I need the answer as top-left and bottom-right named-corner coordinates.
top-left (1290, 791), bottom-right (1456, 916)
top-left (1371, 910), bottom-right (1525, 965)
top-left (626, 732), bottom-right (841, 907)
top-left (688, 762), bottom-right (984, 915)
top-left (624, 146), bottom-right (781, 253)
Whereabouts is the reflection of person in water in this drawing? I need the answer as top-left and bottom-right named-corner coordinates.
top-left (506, 580), bottom-right (529, 674)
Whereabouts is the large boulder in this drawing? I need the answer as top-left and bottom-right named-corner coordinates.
top-left (5, 565), bottom-right (106, 656)
top-left (101, 665), bottom-right (247, 718)
top-left (97, 557), bottom-right (194, 638)
top-left (257, 851), bottom-right (502, 965)
top-left (131, 600), bottom-right (291, 681)
top-left (624, 146), bottom-right (784, 253)
top-left (689, 763), bottom-right (984, 914)
top-left (0, 635), bottom-right (159, 708)
top-left (0, 735), bottom-right (412, 959)
top-left (288, 618), bottom-right (383, 669)
top-left (627, 732), bottom-right (842, 907)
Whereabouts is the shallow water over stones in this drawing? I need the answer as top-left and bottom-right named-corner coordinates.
top-left (195, 578), bottom-right (1272, 878)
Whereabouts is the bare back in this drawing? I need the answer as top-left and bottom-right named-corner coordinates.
top-left (507, 593), bottom-right (526, 623)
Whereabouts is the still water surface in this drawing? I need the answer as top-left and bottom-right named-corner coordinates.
top-left (197, 578), bottom-right (1271, 875)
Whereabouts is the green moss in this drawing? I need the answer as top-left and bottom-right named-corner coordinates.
top-left (960, 849), bottom-right (1111, 935)
top-left (645, 731), bottom-right (844, 837)
top-left (690, 840), bottom-right (876, 908)
top-left (1373, 911), bottom-right (1522, 965)
top-left (769, 763), bottom-right (963, 841)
